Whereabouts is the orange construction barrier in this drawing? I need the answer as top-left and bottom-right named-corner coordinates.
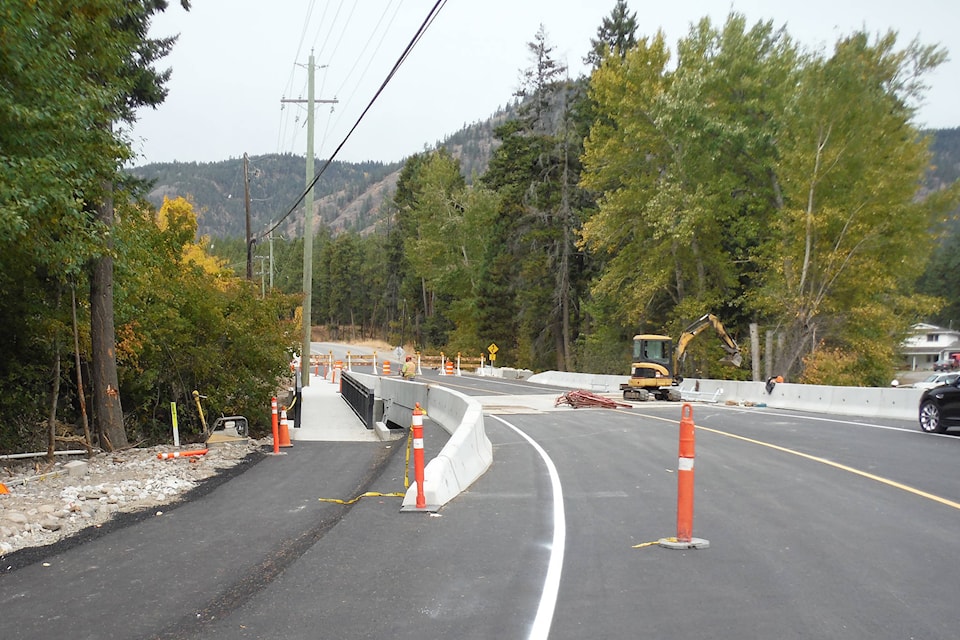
top-left (445, 360), bottom-right (454, 375)
top-left (412, 403), bottom-right (426, 509)
top-left (677, 403), bottom-right (695, 542)
top-left (659, 403), bottom-right (709, 549)
top-left (271, 396), bottom-right (280, 455)
top-left (383, 360), bottom-right (391, 376)
top-left (158, 449), bottom-right (208, 460)
top-left (278, 408), bottom-right (292, 448)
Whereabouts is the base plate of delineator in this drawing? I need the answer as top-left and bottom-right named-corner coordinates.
top-left (658, 537), bottom-right (710, 550)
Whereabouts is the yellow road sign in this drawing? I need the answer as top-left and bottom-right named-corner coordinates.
top-left (488, 343), bottom-right (499, 354)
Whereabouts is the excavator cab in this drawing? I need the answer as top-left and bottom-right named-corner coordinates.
top-left (622, 334), bottom-right (677, 401)
top-left (633, 336), bottom-right (670, 364)
top-left (631, 336), bottom-right (673, 376)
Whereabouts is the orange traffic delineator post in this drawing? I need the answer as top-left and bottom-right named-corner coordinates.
top-left (659, 403), bottom-right (709, 549)
top-left (383, 360), bottom-right (391, 376)
top-left (271, 396), bottom-right (280, 455)
top-left (158, 449), bottom-right (209, 460)
top-left (412, 403), bottom-right (426, 509)
top-left (278, 408), bottom-right (292, 447)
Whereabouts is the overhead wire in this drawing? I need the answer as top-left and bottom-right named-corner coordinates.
top-left (310, 0), bottom-right (346, 65)
top-left (317, 0), bottom-right (400, 155)
top-left (261, 0), bottom-right (448, 240)
top-left (322, 0), bottom-right (403, 154)
top-left (277, 0), bottom-right (319, 154)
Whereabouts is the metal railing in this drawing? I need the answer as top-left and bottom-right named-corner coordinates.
top-left (340, 372), bottom-right (375, 429)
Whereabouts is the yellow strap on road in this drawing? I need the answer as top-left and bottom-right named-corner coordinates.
top-left (317, 431), bottom-right (416, 505)
top-left (318, 491), bottom-right (404, 505)
top-left (632, 537), bottom-right (676, 549)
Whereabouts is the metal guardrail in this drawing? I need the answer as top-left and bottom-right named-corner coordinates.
top-left (341, 372), bottom-right (375, 429)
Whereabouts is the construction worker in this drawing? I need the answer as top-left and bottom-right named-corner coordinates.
top-left (401, 355), bottom-right (416, 380)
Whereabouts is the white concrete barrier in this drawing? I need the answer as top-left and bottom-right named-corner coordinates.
top-left (530, 371), bottom-right (924, 421)
top-left (527, 371), bottom-right (625, 392)
top-left (349, 373), bottom-right (492, 511)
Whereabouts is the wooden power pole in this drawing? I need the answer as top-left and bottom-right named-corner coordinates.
top-left (280, 52), bottom-right (337, 386)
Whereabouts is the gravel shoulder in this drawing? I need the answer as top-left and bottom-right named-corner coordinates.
top-left (0, 440), bottom-right (266, 568)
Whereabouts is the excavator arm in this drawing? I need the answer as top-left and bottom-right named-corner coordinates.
top-left (675, 314), bottom-right (742, 369)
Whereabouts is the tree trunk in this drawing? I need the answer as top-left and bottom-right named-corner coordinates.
top-left (72, 284), bottom-right (93, 454)
top-left (47, 294), bottom-right (61, 461)
top-left (90, 183), bottom-right (127, 451)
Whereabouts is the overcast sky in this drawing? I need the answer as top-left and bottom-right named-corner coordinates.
top-left (128, 0), bottom-right (960, 167)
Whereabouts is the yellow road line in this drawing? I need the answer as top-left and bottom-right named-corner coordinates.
top-left (618, 408), bottom-right (960, 512)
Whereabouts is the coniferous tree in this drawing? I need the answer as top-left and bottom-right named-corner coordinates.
top-left (584, 0), bottom-right (639, 68)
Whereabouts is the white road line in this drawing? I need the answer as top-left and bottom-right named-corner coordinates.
top-left (489, 415), bottom-right (566, 640)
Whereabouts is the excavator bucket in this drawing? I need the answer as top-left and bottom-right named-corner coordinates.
top-left (719, 352), bottom-right (743, 368)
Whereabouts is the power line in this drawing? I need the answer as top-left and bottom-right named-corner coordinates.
top-left (324, 0), bottom-right (404, 151)
top-left (262, 0), bottom-right (448, 241)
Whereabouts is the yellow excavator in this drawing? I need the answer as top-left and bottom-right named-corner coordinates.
top-left (620, 313), bottom-right (742, 401)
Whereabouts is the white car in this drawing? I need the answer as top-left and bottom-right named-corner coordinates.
top-left (912, 372), bottom-right (960, 390)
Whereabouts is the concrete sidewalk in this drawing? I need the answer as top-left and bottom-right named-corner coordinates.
top-left (290, 377), bottom-right (379, 442)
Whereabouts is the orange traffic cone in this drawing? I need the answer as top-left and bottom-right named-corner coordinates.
top-left (158, 449), bottom-right (209, 460)
top-left (279, 408), bottom-right (293, 447)
top-left (0, 482), bottom-right (9, 495)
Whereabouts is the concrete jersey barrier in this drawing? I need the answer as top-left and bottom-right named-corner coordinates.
top-left (350, 373), bottom-right (492, 511)
top-left (528, 371), bottom-right (924, 421)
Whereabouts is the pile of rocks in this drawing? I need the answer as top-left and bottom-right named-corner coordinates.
top-left (0, 441), bottom-right (264, 556)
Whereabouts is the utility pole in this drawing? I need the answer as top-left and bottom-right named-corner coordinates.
top-left (268, 227), bottom-right (274, 290)
top-left (243, 153), bottom-right (253, 280)
top-left (255, 255), bottom-right (268, 298)
top-left (281, 52), bottom-right (337, 386)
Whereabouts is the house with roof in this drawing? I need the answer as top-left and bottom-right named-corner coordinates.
top-left (900, 323), bottom-right (960, 370)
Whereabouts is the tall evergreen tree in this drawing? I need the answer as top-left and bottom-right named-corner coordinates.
top-left (584, 0), bottom-right (639, 68)
top-left (480, 27), bottom-right (592, 370)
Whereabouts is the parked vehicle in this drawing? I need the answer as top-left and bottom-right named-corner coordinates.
top-left (933, 353), bottom-right (960, 371)
top-left (918, 378), bottom-right (960, 433)
top-left (912, 372), bottom-right (960, 390)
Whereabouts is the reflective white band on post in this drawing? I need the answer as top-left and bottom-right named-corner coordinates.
top-left (678, 457), bottom-right (694, 472)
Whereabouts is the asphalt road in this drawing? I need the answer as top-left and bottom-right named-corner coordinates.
top-left (2, 374), bottom-right (958, 639)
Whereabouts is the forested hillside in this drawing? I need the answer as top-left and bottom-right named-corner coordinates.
top-left (128, 102), bottom-right (517, 239)
top-left (928, 127), bottom-right (960, 190)
top-left (129, 154), bottom-right (403, 238)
